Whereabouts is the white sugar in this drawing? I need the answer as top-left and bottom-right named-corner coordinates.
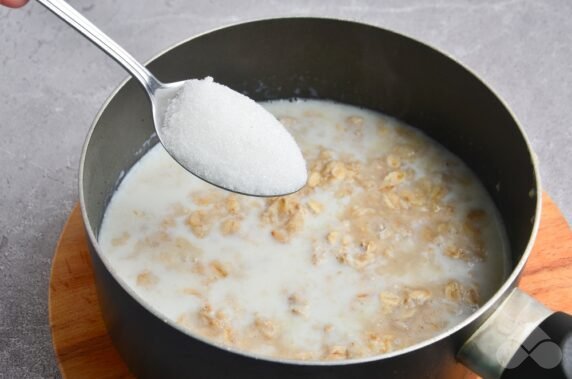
top-left (160, 77), bottom-right (307, 196)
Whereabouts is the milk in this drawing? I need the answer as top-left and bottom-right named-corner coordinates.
top-left (99, 99), bottom-right (510, 360)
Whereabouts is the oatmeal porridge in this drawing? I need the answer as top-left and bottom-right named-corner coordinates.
top-left (98, 99), bottom-right (509, 361)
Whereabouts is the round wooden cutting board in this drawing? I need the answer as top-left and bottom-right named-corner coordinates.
top-left (49, 194), bottom-right (571, 379)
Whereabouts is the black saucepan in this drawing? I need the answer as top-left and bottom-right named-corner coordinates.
top-left (79, 18), bottom-right (572, 379)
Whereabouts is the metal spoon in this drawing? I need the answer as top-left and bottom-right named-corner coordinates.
top-left (36, 0), bottom-right (306, 197)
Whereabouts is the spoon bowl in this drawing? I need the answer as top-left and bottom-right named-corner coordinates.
top-left (36, 0), bottom-right (306, 197)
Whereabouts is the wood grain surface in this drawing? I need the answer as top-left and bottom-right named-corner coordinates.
top-left (49, 194), bottom-right (571, 379)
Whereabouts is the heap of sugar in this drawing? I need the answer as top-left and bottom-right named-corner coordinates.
top-left (160, 77), bottom-right (307, 196)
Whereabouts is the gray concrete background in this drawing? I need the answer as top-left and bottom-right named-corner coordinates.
top-left (0, 0), bottom-right (570, 377)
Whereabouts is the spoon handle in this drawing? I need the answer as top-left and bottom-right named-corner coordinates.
top-left (36, 0), bottom-right (162, 95)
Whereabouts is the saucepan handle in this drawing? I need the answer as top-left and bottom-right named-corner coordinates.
top-left (458, 288), bottom-right (572, 379)
top-left (499, 311), bottom-right (572, 378)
